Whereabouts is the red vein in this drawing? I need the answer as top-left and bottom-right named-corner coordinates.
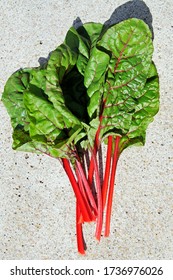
top-left (114, 30), bottom-right (135, 73)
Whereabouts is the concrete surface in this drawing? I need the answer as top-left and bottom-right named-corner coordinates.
top-left (0, 0), bottom-right (172, 260)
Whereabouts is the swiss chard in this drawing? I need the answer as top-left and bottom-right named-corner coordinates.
top-left (1, 18), bottom-right (159, 254)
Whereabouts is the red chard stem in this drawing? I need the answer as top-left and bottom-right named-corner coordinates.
top-left (104, 136), bottom-right (120, 237)
top-left (76, 160), bottom-right (98, 216)
top-left (62, 158), bottom-right (91, 222)
top-left (75, 164), bottom-right (96, 222)
top-left (92, 151), bottom-right (103, 241)
top-left (102, 135), bottom-right (113, 210)
top-left (76, 201), bottom-right (86, 255)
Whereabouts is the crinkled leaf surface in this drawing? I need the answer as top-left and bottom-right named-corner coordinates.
top-left (23, 88), bottom-right (66, 141)
top-left (87, 18), bottom-right (159, 151)
top-left (119, 62), bottom-right (159, 152)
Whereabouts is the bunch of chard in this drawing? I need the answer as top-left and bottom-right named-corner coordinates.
top-left (2, 18), bottom-right (159, 254)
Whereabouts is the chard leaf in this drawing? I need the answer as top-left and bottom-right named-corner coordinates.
top-left (95, 19), bottom-right (158, 148)
top-left (29, 67), bottom-right (47, 92)
top-left (65, 26), bottom-right (89, 59)
top-left (64, 27), bottom-right (89, 75)
top-left (65, 23), bottom-right (104, 76)
top-left (12, 125), bottom-right (32, 150)
top-left (76, 22), bottom-right (103, 48)
top-left (84, 47), bottom-right (110, 118)
top-left (23, 89), bottom-right (65, 141)
top-left (65, 27), bottom-right (89, 76)
top-left (45, 43), bottom-right (77, 95)
top-left (2, 69), bottom-right (31, 129)
top-left (119, 63), bottom-right (159, 152)
top-left (13, 120), bottom-right (85, 160)
top-left (44, 44), bottom-right (82, 126)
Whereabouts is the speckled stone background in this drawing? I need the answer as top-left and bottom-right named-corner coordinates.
top-left (0, 0), bottom-right (172, 260)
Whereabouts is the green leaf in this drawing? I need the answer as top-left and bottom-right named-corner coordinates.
top-left (44, 43), bottom-right (82, 126)
top-left (84, 47), bottom-right (110, 118)
top-left (12, 125), bottom-right (33, 150)
top-left (13, 119), bottom-right (85, 160)
top-left (65, 26), bottom-right (89, 59)
top-left (121, 63), bottom-right (159, 150)
top-left (77, 22), bottom-right (103, 48)
top-left (65, 26), bottom-right (89, 76)
top-left (29, 67), bottom-right (47, 92)
top-left (1, 68), bottom-right (31, 129)
top-left (97, 18), bottom-right (157, 141)
top-left (65, 23), bottom-right (104, 76)
top-left (45, 44), bottom-right (77, 102)
top-left (105, 62), bottom-right (159, 153)
top-left (23, 89), bottom-right (66, 141)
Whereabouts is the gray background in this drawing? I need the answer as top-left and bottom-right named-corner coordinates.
top-left (0, 0), bottom-right (172, 259)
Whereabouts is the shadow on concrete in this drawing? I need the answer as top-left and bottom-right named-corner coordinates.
top-left (104, 0), bottom-right (153, 38)
top-left (73, 0), bottom-right (154, 39)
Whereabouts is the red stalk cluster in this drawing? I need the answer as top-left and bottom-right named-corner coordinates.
top-left (62, 134), bottom-right (120, 254)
